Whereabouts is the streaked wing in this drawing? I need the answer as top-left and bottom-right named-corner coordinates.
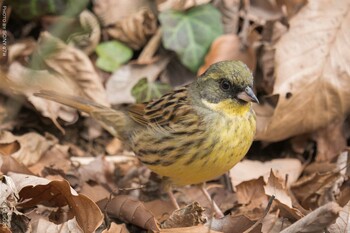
top-left (127, 86), bottom-right (195, 129)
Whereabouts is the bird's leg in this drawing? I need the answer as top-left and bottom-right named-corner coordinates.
top-left (199, 183), bottom-right (224, 218)
top-left (167, 188), bottom-right (180, 209)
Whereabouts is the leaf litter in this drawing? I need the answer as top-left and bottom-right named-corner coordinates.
top-left (1, 0), bottom-right (350, 232)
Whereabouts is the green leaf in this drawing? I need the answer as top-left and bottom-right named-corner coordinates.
top-left (96, 41), bottom-right (133, 72)
top-left (159, 4), bottom-right (223, 72)
top-left (131, 78), bottom-right (172, 103)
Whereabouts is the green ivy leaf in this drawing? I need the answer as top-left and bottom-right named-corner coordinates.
top-left (95, 41), bottom-right (133, 72)
top-left (131, 78), bottom-right (172, 103)
top-left (159, 4), bottom-right (223, 72)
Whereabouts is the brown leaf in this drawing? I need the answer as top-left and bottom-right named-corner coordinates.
top-left (37, 32), bottom-right (108, 106)
top-left (93, 0), bottom-right (153, 26)
top-left (30, 218), bottom-right (83, 233)
top-left (291, 171), bottom-right (341, 210)
top-left (248, 0), bottom-right (283, 24)
top-left (0, 131), bottom-right (56, 167)
top-left (214, 0), bottom-right (240, 34)
top-left (264, 170), bottom-right (292, 208)
top-left (198, 34), bottom-right (257, 75)
top-left (256, 0), bottom-right (350, 141)
top-left (230, 159), bottom-right (302, 187)
top-left (9, 173), bottom-right (103, 233)
top-left (107, 8), bottom-right (157, 50)
top-left (102, 223), bottom-right (130, 233)
top-left (97, 195), bottom-right (160, 231)
top-left (161, 202), bottom-right (206, 229)
top-left (261, 212), bottom-right (291, 233)
top-left (312, 119), bottom-right (347, 162)
top-left (280, 202), bottom-right (342, 233)
top-left (210, 214), bottom-right (262, 233)
top-left (160, 225), bottom-right (223, 233)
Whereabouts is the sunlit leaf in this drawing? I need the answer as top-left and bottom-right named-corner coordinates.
top-left (96, 41), bottom-right (133, 72)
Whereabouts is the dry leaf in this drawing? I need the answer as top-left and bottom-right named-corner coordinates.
top-left (30, 218), bottom-right (83, 233)
top-left (230, 159), bottom-right (302, 187)
top-left (37, 32), bottom-right (108, 106)
top-left (161, 202), bottom-right (206, 229)
top-left (214, 0), bottom-right (240, 34)
top-left (198, 34), bottom-right (257, 75)
top-left (9, 173), bottom-right (103, 233)
top-left (102, 223), bottom-right (130, 233)
top-left (107, 8), bottom-right (157, 50)
top-left (97, 195), bottom-right (160, 231)
top-left (68, 10), bottom-right (101, 55)
top-left (93, 0), bottom-right (153, 26)
top-left (106, 56), bottom-right (171, 104)
top-left (256, 0), bottom-right (350, 141)
top-left (158, 0), bottom-right (211, 11)
top-left (160, 225), bottom-right (223, 233)
top-left (261, 212), bottom-right (291, 233)
top-left (264, 170), bottom-right (292, 208)
top-left (247, 0), bottom-right (283, 24)
top-left (0, 131), bottom-right (56, 167)
top-left (210, 214), bottom-right (262, 233)
top-left (312, 119), bottom-right (347, 162)
top-left (8, 39), bottom-right (36, 63)
top-left (328, 200), bottom-right (350, 233)
top-left (280, 202), bottom-right (342, 233)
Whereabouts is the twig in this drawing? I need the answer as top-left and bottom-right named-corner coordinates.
top-left (243, 195), bottom-right (275, 233)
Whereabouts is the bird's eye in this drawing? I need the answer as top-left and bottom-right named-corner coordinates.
top-left (220, 79), bottom-right (231, 91)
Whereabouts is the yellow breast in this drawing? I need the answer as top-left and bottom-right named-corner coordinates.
top-left (145, 104), bottom-right (256, 186)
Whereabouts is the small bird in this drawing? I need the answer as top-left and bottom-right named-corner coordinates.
top-left (35, 60), bottom-right (258, 217)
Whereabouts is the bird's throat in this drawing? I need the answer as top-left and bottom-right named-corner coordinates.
top-left (202, 99), bottom-right (251, 116)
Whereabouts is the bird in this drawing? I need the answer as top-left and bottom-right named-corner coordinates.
top-left (35, 60), bottom-right (258, 218)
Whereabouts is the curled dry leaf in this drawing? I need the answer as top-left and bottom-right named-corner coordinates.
top-left (158, 0), bottom-right (211, 11)
top-left (0, 131), bottom-right (56, 167)
top-left (97, 195), bottom-right (160, 231)
top-left (68, 10), bottom-right (101, 55)
top-left (256, 0), bottom-right (350, 141)
top-left (9, 173), bottom-right (103, 233)
top-left (93, 0), bottom-right (154, 26)
top-left (107, 8), bottom-right (158, 50)
top-left (198, 34), bottom-right (257, 75)
top-left (213, 0), bottom-right (240, 34)
top-left (160, 202), bottom-right (206, 229)
top-left (36, 32), bottom-right (108, 106)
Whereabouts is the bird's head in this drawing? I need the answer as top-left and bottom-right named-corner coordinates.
top-left (191, 60), bottom-right (258, 115)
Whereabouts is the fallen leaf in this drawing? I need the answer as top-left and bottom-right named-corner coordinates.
top-left (328, 200), bottom-right (350, 233)
top-left (159, 4), bottom-right (223, 72)
top-left (9, 173), bottom-right (103, 233)
top-left (256, 0), bottom-right (350, 141)
top-left (97, 195), bottom-right (160, 231)
top-left (280, 202), bottom-right (341, 233)
top-left (131, 77), bottom-right (172, 103)
top-left (96, 40), bottom-right (133, 72)
top-left (161, 202), bottom-right (206, 229)
top-left (30, 217), bottom-right (83, 233)
top-left (197, 34), bottom-right (257, 75)
top-left (102, 222), bottom-right (130, 233)
top-left (312, 119), bottom-right (347, 162)
top-left (93, 0), bottom-right (153, 26)
top-left (106, 8), bottom-right (158, 50)
top-left (160, 225), bottom-right (223, 233)
top-left (264, 170), bottom-right (292, 208)
top-left (0, 131), bottom-right (56, 167)
top-left (210, 214), bottom-right (262, 233)
top-left (230, 159), bottom-right (302, 187)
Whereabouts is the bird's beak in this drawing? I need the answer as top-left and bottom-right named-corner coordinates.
top-left (237, 86), bottom-right (259, 103)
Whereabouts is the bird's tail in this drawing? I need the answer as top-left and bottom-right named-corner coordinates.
top-left (34, 90), bottom-right (128, 138)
